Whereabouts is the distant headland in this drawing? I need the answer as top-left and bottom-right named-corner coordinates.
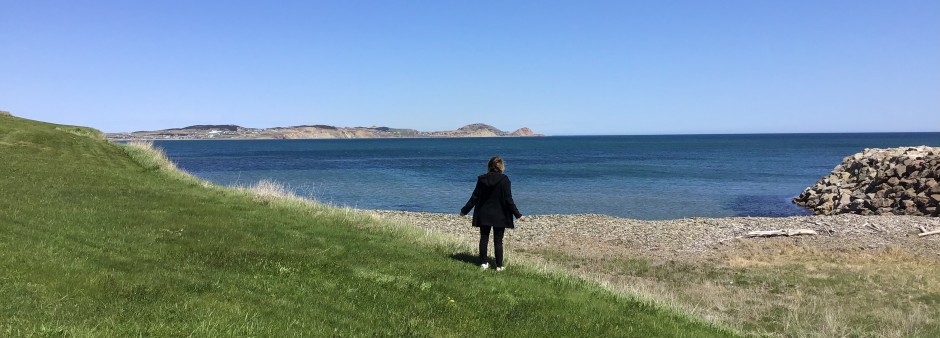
top-left (106, 123), bottom-right (543, 141)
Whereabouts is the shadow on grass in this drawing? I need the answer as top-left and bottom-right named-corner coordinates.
top-left (449, 252), bottom-right (488, 266)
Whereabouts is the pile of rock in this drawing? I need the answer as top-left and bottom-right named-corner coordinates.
top-left (793, 146), bottom-right (940, 216)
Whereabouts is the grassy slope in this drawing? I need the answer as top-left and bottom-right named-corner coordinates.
top-left (0, 115), bottom-right (733, 336)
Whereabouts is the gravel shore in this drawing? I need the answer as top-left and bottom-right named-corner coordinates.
top-left (370, 211), bottom-right (940, 261)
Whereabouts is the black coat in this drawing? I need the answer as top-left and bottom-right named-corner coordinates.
top-left (460, 172), bottom-right (522, 228)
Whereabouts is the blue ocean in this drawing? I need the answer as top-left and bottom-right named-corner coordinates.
top-left (156, 133), bottom-right (940, 220)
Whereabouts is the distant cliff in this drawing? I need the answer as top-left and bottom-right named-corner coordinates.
top-left (107, 123), bottom-right (543, 141)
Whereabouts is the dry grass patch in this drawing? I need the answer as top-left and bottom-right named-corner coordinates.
top-left (119, 141), bottom-right (213, 189)
top-left (519, 241), bottom-right (940, 338)
top-left (54, 126), bottom-right (104, 139)
top-left (244, 179), bottom-right (300, 201)
top-left (121, 141), bottom-right (183, 172)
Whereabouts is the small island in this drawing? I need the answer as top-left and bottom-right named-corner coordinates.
top-left (106, 123), bottom-right (543, 141)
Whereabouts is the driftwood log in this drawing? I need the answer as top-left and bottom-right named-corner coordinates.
top-left (918, 229), bottom-right (940, 237)
top-left (746, 229), bottom-right (818, 238)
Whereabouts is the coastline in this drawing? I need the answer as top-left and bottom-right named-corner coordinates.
top-left (108, 135), bottom-right (545, 142)
top-left (105, 123), bottom-right (544, 141)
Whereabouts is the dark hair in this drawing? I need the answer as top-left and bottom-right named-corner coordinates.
top-left (487, 156), bottom-right (505, 173)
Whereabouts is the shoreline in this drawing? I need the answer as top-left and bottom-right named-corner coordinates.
top-left (370, 210), bottom-right (940, 261)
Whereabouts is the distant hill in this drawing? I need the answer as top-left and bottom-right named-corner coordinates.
top-left (108, 123), bottom-right (543, 141)
top-left (166, 124), bottom-right (241, 131)
top-left (457, 123), bottom-right (503, 136)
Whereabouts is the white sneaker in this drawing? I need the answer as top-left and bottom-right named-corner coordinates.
top-left (495, 266), bottom-right (505, 272)
top-left (480, 263), bottom-right (490, 270)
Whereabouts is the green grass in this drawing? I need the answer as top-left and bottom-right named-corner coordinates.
top-left (0, 114), bottom-right (733, 336)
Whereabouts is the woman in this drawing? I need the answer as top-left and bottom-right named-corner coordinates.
top-left (460, 156), bottom-right (526, 271)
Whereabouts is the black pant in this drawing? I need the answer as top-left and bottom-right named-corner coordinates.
top-left (479, 226), bottom-right (505, 267)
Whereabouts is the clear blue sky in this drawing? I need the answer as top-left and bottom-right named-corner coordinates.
top-left (2, 1), bottom-right (938, 135)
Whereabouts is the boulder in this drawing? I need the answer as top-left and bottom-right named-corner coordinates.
top-left (838, 193), bottom-right (852, 207)
top-left (914, 193), bottom-right (929, 206)
top-left (925, 179), bottom-right (938, 188)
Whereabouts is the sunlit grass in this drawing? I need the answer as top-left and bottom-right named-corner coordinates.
top-left (0, 114), bottom-right (733, 336)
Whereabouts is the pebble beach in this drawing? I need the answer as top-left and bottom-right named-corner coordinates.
top-left (372, 211), bottom-right (940, 261)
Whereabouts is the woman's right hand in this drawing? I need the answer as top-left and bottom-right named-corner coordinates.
top-left (518, 215), bottom-right (527, 222)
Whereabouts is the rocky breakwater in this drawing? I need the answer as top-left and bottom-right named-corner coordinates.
top-left (794, 146), bottom-right (940, 216)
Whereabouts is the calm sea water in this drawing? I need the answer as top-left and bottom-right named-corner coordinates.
top-left (155, 133), bottom-right (939, 220)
